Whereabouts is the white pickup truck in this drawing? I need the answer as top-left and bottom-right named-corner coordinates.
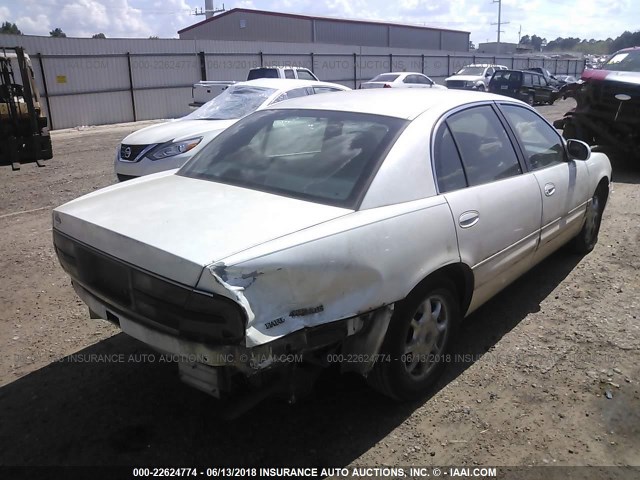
top-left (190, 66), bottom-right (319, 107)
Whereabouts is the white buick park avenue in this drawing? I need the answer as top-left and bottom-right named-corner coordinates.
top-left (53, 89), bottom-right (611, 405)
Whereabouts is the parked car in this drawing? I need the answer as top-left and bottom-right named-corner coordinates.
top-left (553, 46), bottom-right (640, 157)
top-left (489, 69), bottom-right (559, 105)
top-left (115, 79), bottom-right (350, 181)
top-left (359, 72), bottom-right (445, 89)
top-left (445, 64), bottom-right (508, 91)
top-left (191, 66), bottom-right (319, 107)
top-left (525, 67), bottom-right (560, 87)
top-left (54, 89), bottom-right (611, 408)
top-left (555, 75), bottom-right (581, 99)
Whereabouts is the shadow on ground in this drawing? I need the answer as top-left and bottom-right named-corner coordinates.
top-left (0, 251), bottom-right (581, 466)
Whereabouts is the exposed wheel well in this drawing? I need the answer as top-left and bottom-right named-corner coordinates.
top-left (596, 177), bottom-right (609, 206)
top-left (410, 263), bottom-right (474, 317)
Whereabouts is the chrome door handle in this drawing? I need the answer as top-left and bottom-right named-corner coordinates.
top-left (459, 210), bottom-right (480, 228)
top-left (544, 183), bottom-right (556, 196)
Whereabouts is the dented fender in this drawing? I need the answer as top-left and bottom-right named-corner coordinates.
top-left (195, 197), bottom-right (460, 348)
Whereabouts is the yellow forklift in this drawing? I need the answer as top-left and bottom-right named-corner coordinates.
top-left (0, 46), bottom-right (52, 170)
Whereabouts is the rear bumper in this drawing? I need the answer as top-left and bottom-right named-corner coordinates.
top-left (53, 230), bottom-right (247, 345)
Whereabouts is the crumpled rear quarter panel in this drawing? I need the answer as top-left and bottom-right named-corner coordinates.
top-left (196, 197), bottom-right (459, 347)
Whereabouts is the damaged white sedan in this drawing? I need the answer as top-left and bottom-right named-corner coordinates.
top-left (53, 89), bottom-right (611, 405)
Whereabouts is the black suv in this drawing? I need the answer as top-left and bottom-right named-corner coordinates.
top-left (525, 67), bottom-right (561, 87)
top-left (489, 69), bottom-right (559, 105)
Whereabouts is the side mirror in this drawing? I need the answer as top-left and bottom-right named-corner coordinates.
top-left (566, 139), bottom-right (591, 161)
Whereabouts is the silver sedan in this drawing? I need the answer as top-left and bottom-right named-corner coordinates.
top-left (53, 89), bottom-right (611, 406)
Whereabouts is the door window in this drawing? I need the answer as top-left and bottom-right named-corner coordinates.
top-left (284, 69), bottom-right (295, 79)
top-left (446, 106), bottom-right (522, 186)
top-left (500, 104), bottom-right (565, 170)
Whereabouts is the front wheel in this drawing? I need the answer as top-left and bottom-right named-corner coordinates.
top-left (571, 186), bottom-right (607, 254)
top-left (476, 84), bottom-right (486, 92)
top-left (368, 279), bottom-right (460, 401)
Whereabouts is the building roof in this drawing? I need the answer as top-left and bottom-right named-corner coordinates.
top-left (178, 8), bottom-right (469, 36)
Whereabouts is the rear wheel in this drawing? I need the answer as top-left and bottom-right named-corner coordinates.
top-left (368, 279), bottom-right (460, 401)
top-left (571, 185), bottom-right (607, 254)
top-left (526, 93), bottom-right (535, 106)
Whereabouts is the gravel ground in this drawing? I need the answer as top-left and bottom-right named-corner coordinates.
top-left (0, 98), bottom-right (638, 470)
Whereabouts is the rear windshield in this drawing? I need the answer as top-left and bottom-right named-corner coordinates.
top-left (183, 85), bottom-right (276, 120)
top-left (491, 71), bottom-right (522, 85)
top-left (371, 74), bottom-right (400, 82)
top-left (179, 109), bottom-right (406, 208)
top-left (602, 50), bottom-right (640, 72)
top-left (248, 68), bottom-right (279, 80)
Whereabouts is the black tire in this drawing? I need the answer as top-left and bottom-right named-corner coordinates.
top-left (571, 184), bottom-right (607, 254)
top-left (547, 95), bottom-right (556, 105)
top-left (368, 278), bottom-right (461, 401)
top-left (477, 84), bottom-right (486, 92)
top-left (526, 93), bottom-right (535, 106)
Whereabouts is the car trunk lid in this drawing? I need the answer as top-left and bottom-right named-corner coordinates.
top-left (53, 173), bottom-right (352, 286)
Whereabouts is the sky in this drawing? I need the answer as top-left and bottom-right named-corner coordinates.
top-left (0, 0), bottom-right (638, 45)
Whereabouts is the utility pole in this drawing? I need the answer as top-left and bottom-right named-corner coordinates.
top-left (194, 1), bottom-right (226, 19)
top-left (518, 25), bottom-right (522, 43)
top-left (491, 0), bottom-right (509, 54)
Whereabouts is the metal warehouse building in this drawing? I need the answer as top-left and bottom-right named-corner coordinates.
top-left (178, 8), bottom-right (470, 52)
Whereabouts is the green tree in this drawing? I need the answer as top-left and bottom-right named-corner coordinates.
top-left (92, 33), bottom-right (106, 39)
top-left (0, 21), bottom-right (22, 35)
top-left (50, 27), bottom-right (67, 38)
top-left (530, 35), bottom-right (546, 51)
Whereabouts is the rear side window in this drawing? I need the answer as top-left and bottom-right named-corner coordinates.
top-left (247, 68), bottom-right (279, 80)
top-left (523, 73), bottom-right (533, 86)
top-left (491, 71), bottom-right (521, 86)
top-left (284, 69), bottom-right (295, 79)
top-left (446, 106), bottom-right (522, 186)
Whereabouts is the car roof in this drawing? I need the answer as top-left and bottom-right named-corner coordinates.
top-left (236, 78), bottom-right (349, 91)
top-left (267, 88), bottom-right (516, 120)
top-left (617, 46), bottom-right (640, 53)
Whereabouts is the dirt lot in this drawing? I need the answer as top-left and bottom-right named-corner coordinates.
top-left (0, 99), bottom-right (638, 471)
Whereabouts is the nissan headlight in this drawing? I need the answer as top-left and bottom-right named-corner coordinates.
top-left (146, 137), bottom-right (202, 160)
